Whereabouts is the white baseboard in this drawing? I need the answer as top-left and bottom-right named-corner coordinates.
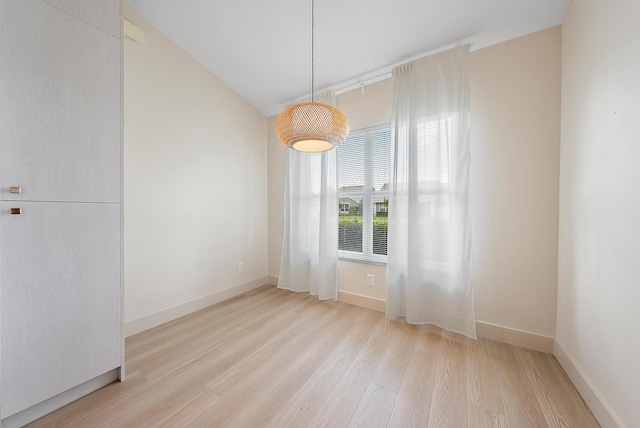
top-left (554, 340), bottom-right (623, 428)
top-left (338, 290), bottom-right (386, 313)
top-left (124, 274), bottom-right (554, 357)
top-left (475, 321), bottom-right (555, 354)
top-left (270, 274), bottom-right (384, 313)
top-left (335, 293), bottom-right (553, 354)
top-left (125, 276), bottom-right (268, 337)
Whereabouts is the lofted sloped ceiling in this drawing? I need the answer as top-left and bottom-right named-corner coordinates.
top-left (125, 0), bottom-right (570, 117)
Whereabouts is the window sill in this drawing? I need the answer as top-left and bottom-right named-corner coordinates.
top-left (338, 254), bottom-right (387, 267)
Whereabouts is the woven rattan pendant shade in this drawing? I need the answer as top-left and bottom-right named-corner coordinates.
top-left (275, 0), bottom-right (349, 153)
top-left (275, 102), bottom-right (349, 152)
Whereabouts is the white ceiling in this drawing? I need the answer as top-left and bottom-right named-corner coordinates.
top-left (125, 0), bottom-right (570, 117)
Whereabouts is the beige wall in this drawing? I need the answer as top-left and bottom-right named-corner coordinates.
top-left (124, 6), bottom-right (268, 332)
top-left (557, 1), bottom-right (640, 426)
top-left (268, 27), bottom-right (561, 339)
top-left (337, 80), bottom-right (393, 131)
top-left (470, 26), bottom-right (561, 337)
top-left (267, 115), bottom-right (284, 282)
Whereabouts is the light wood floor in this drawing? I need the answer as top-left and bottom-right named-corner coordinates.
top-left (28, 285), bottom-right (599, 427)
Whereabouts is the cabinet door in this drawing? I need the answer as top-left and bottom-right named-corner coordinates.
top-left (0, 201), bottom-right (121, 418)
top-left (0, 0), bottom-right (121, 203)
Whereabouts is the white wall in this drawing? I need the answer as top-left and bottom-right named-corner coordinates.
top-left (124, 6), bottom-right (268, 335)
top-left (267, 114), bottom-right (284, 284)
top-left (470, 27), bottom-right (561, 339)
top-left (557, 1), bottom-right (640, 426)
top-left (268, 27), bottom-right (561, 344)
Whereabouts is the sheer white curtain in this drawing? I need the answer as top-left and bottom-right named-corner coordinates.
top-left (386, 45), bottom-right (476, 338)
top-left (277, 91), bottom-right (339, 300)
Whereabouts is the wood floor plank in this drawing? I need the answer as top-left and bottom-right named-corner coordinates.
top-left (26, 370), bottom-right (148, 428)
top-left (191, 302), bottom-right (354, 427)
top-left (517, 347), bottom-right (600, 428)
top-left (131, 290), bottom-right (309, 380)
top-left (206, 299), bottom-right (340, 395)
top-left (487, 339), bottom-right (549, 427)
top-left (427, 329), bottom-right (469, 427)
top-left (308, 317), bottom-right (393, 427)
top-left (334, 305), bottom-right (386, 358)
top-left (124, 286), bottom-right (279, 373)
top-left (386, 326), bottom-right (444, 428)
top-left (25, 287), bottom-right (600, 428)
top-left (159, 389), bottom-right (220, 428)
top-left (137, 291), bottom-right (312, 382)
top-left (467, 338), bottom-right (509, 428)
top-left (125, 285), bottom-right (277, 362)
top-left (267, 304), bottom-right (382, 428)
top-left (214, 304), bottom-right (359, 427)
top-left (347, 382), bottom-right (397, 428)
top-left (267, 351), bottom-right (354, 428)
top-left (96, 379), bottom-right (209, 427)
top-left (371, 320), bottom-right (417, 392)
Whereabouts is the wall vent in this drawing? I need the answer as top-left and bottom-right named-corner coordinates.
top-left (124, 19), bottom-right (145, 44)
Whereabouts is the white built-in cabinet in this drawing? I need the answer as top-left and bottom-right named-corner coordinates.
top-left (0, 0), bottom-right (123, 426)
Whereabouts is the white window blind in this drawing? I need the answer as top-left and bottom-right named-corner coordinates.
top-left (395, 117), bottom-right (453, 270)
top-left (337, 126), bottom-right (390, 263)
top-left (417, 118), bottom-right (451, 269)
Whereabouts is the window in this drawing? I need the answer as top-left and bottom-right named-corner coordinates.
top-left (395, 116), bottom-right (453, 271)
top-left (337, 126), bottom-right (390, 263)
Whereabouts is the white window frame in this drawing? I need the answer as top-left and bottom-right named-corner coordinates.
top-left (337, 125), bottom-right (389, 265)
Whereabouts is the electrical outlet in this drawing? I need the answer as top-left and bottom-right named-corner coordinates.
top-left (366, 274), bottom-right (374, 286)
top-left (237, 262), bottom-right (244, 273)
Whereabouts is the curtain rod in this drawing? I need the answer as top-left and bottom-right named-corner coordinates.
top-left (287, 41), bottom-right (475, 106)
top-left (333, 41), bottom-right (475, 96)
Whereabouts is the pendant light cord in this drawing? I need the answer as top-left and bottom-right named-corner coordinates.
top-left (311, 0), bottom-right (314, 103)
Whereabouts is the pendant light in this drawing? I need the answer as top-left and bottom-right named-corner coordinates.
top-left (275, 0), bottom-right (349, 152)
